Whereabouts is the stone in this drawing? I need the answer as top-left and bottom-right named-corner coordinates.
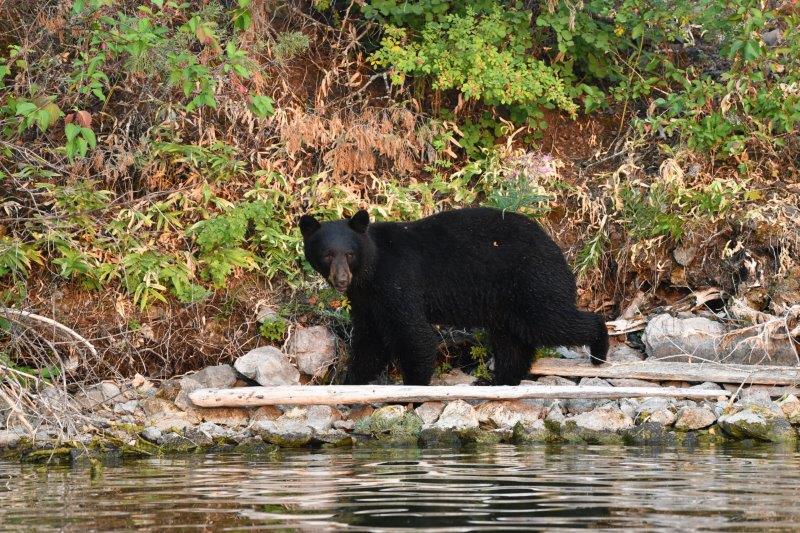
top-left (185, 422), bottom-right (228, 446)
top-left (251, 405), bottom-right (282, 422)
top-left (718, 409), bottom-right (797, 443)
top-left (253, 419), bottom-right (313, 447)
top-left (636, 397), bottom-right (672, 417)
top-left (189, 364), bottom-right (238, 389)
top-left (618, 398), bottom-right (640, 419)
top-left (674, 406), bottom-right (716, 430)
top-left (564, 377), bottom-right (612, 414)
top-left (286, 326), bottom-right (338, 377)
top-left (415, 402), bottom-right (445, 426)
top-left (648, 408), bottom-right (677, 426)
top-left (0, 429), bottom-right (24, 449)
top-left (333, 419), bottom-right (355, 431)
top-left (555, 346), bottom-right (588, 360)
top-left (513, 418), bottom-right (549, 442)
top-left (535, 375), bottom-right (576, 386)
top-left (608, 378), bottom-right (656, 388)
top-left (140, 397), bottom-right (198, 431)
top-left (691, 382), bottom-right (724, 391)
top-left (435, 400), bottom-right (479, 430)
top-left (348, 405), bottom-right (374, 422)
top-left (570, 405), bottom-right (634, 432)
top-left (545, 403), bottom-right (566, 425)
top-left (762, 28), bottom-right (782, 47)
top-left (673, 245), bottom-right (696, 266)
top-left (113, 400), bottom-right (139, 415)
top-left (661, 381), bottom-right (691, 389)
top-left (234, 347), bottom-right (300, 387)
top-left (476, 400), bottom-right (543, 430)
top-left (74, 381), bottom-right (122, 409)
top-left (607, 345), bottom-right (646, 362)
top-left (778, 395), bottom-right (800, 425)
top-left (140, 427), bottom-right (162, 443)
top-left (643, 314), bottom-right (725, 361)
top-left (305, 405), bottom-right (342, 433)
top-left (430, 369), bottom-right (476, 386)
top-left (196, 407), bottom-right (250, 427)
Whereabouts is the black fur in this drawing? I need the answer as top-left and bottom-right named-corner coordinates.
top-left (299, 207), bottom-right (608, 386)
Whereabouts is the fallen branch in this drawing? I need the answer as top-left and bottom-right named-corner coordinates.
top-left (531, 358), bottom-right (800, 385)
top-left (0, 308), bottom-right (98, 357)
top-left (189, 384), bottom-right (729, 407)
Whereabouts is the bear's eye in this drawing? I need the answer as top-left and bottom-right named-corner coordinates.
top-left (345, 252), bottom-right (354, 260)
top-left (323, 252), bottom-right (334, 262)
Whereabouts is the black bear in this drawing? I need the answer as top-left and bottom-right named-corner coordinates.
top-left (299, 207), bottom-right (608, 386)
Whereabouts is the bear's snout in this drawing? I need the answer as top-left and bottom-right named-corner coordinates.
top-left (328, 256), bottom-right (352, 292)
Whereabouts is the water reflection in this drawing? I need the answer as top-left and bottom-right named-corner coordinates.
top-left (1, 444), bottom-right (799, 531)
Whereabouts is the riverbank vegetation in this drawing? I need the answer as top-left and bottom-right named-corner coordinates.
top-left (1, 0), bottom-right (798, 392)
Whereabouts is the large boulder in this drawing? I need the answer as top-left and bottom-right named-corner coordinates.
top-left (234, 347), bottom-right (300, 386)
top-left (435, 400), bottom-right (479, 430)
top-left (286, 326), bottom-right (338, 378)
top-left (718, 408), bottom-right (797, 443)
top-left (674, 406), bottom-right (716, 430)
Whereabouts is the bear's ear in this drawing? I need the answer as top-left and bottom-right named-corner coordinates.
top-left (299, 214), bottom-right (321, 239)
top-left (348, 209), bottom-right (370, 234)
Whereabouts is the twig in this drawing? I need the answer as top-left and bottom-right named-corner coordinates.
top-left (0, 308), bottom-right (98, 357)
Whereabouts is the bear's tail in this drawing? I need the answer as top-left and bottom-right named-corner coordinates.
top-left (580, 311), bottom-right (609, 365)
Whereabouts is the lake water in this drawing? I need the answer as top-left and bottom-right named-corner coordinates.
top-left (2, 444), bottom-right (800, 531)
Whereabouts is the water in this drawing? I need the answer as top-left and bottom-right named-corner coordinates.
top-left (2, 445), bottom-right (800, 531)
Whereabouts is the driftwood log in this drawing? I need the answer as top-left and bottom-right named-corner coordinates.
top-left (189, 384), bottom-right (729, 407)
top-left (530, 358), bottom-right (800, 386)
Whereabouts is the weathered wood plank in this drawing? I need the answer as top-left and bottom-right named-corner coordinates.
top-left (189, 384), bottom-right (729, 407)
top-left (531, 358), bottom-right (800, 386)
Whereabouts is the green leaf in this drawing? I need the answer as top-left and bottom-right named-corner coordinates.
top-left (249, 94), bottom-right (274, 117)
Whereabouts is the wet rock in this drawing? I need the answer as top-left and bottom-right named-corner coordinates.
top-left (253, 419), bottom-right (314, 447)
top-left (636, 397), bottom-right (671, 417)
top-left (512, 418), bottom-right (548, 442)
top-left (140, 426), bottom-right (162, 443)
top-left (348, 405), bottom-right (374, 423)
top-left (644, 314), bottom-right (725, 361)
top-left (607, 345), bottom-right (646, 362)
top-left (570, 404), bottom-right (634, 432)
top-left (159, 432), bottom-right (196, 450)
top-left (545, 403), bottom-right (566, 425)
top-left (435, 400), bottom-right (479, 430)
top-left (718, 409), bottom-right (797, 443)
top-left (778, 395), bottom-right (800, 425)
top-left (475, 400), bottom-right (543, 430)
top-left (430, 369), bottom-right (476, 386)
top-left (353, 406), bottom-right (422, 443)
top-left (317, 429), bottom-right (353, 447)
top-left (237, 347), bottom-right (300, 387)
top-left (414, 402), bottom-right (445, 426)
top-left (74, 381), bottom-right (122, 409)
top-left (287, 325), bottom-right (338, 378)
top-left (608, 378), bottom-right (657, 388)
top-left (674, 406), bottom-right (716, 430)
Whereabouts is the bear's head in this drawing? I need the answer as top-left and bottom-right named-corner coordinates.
top-left (298, 209), bottom-right (371, 293)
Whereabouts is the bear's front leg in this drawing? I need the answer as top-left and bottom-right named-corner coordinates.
top-left (389, 321), bottom-right (439, 386)
top-left (343, 312), bottom-right (390, 385)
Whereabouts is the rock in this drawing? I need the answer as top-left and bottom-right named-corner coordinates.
top-left (691, 382), bottom-right (724, 391)
top-left (435, 400), bottom-right (479, 430)
top-left (643, 314), bottom-right (725, 361)
top-left (636, 397), bottom-right (671, 417)
top-left (353, 407), bottom-right (422, 442)
top-left (333, 419), bottom-right (355, 431)
top-left (74, 381), bottom-right (122, 409)
top-left (475, 400), bottom-right (543, 430)
top-left (253, 419), bottom-right (313, 447)
top-left (305, 405), bottom-right (342, 433)
top-left (155, 379), bottom-right (182, 401)
top-left (555, 346), bottom-right (588, 360)
top-left (674, 406), bottom-right (716, 430)
top-left (661, 380), bottom-right (691, 389)
top-left (718, 409), bottom-right (797, 443)
top-left (564, 377), bottom-right (612, 414)
top-left (545, 403), bottom-right (566, 425)
top-left (140, 427), bottom-right (162, 443)
top-left (415, 402), bottom-right (445, 426)
top-left (618, 398), bottom-right (640, 419)
top-left (196, 407), bottom-right (250, 427)
top-left (570, 405), bottom-right (634, 432)
top-left (673, 245), bottom-right (696, 266)
top-left (251, 405), bottom-right (282, 422)
top-left (512, 418), bottom-right (548, 442)
top-left (113, 400), bottom-right (139, 415)
top-left (234, 347), bottom-right (300, 387)
top-left (778, 395), bottom-right (800, 425)
top-left (648, 408), bottom-right (677, 426)
top-left (430, 369), bottom-right (476, 386)
top-left (608, 378), bottom-right (656, 388)
top-left (140, 397), bottom-right (198, 431)
top-left (189, 364), bottom-right (238, 389)
top-left (286, 326), bottom-right (338, 378)
top-left (348, 405), bottom-right (374, 422)
top-left (762, 28), bottom-right (782, 47)
top-left (535, 375), bottom-right (576, 386)
top-left (607, 345), bottom-right (646, 362)
top-left (0, 429), bottom-right (24, 449)
top-left (185, 422), bottom-right (228, 446)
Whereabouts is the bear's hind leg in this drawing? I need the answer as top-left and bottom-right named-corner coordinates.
top-left (490, 331), bottom-right (535, 386)
top-left (511, 309), bottom-right (608, 366)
